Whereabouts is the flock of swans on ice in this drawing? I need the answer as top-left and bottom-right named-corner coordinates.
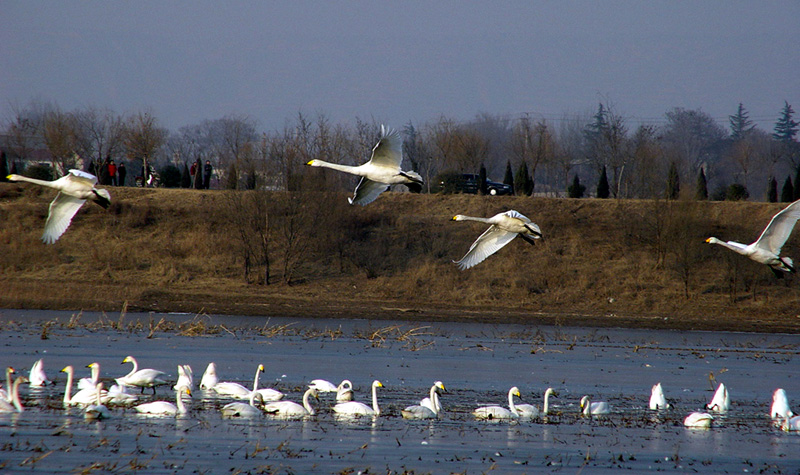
top-left (7, 125), bottom-right (800, 273)
top-left (0, 357), bottom-right (798, 433)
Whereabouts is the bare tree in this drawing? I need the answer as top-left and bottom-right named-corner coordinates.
top-left (123, 111), bottom-right (168, 186)
top-left (41, 106), bottom-right (79, 175)
top-left (72, 106), bottom-right (125, 176)
top-left (510, 116), bottom-right (553, 195)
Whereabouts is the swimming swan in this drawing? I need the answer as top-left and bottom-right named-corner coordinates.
top-left (221, 391), bottom-right (264, 418)
top-left (684, 411), bottom-right (713, 428)
top-left (0, 376), bottom-right (26, 413)
top-left (29, 358), bottom-right (52, 386)
top-left (333, 380), bottom-right (384, 416)
top-left (649, 382), bottom-right (670, 410)
top-left (706, 382), bottom-right (730, 412)
top-left (403, 381), bottom-right (447, 419)
top-left (85, 382), bottom-right (111, 420)
top-left (771, 388), bottom-right (793, 419)
top-left (474, 387), bottom-right (522, 420)
top-left (0, 367), bottom-right (14, 402)
top-left (706, 199), bottom-right (800, 277)
top-left (173, 364), bottom-right (193, 391)
top-left (516, 387), bottom-right (557, 418)
top-left (199, 362), bottom-right (219, 390)
top-left (306, 125), bottom-right (423, 205)
top-left (336, 380), bottom-right (354, 402)
top-left (77, 362), bottom-right (100, 390)
top-left (7, 169), bottom-right (111, 244)
top-left (264, 388), bottom-right (319, 417)
top-left (452, 210), bottom-right (542, 270)
top-left (134, 387), bottom-right (191, 416)
top-left (580, 395), bottom-right (610, 416)
top-left (116, 356), bottom-right (167, 394)
top-left (213, 364), bottom-right (283, 401)
top-left (308, 379), bottom-right (338, 392)
top-left (61, 365), bottom-right (111, 406)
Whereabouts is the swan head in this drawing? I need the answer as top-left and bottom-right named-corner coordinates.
top-left (373, 380), bottom-right (384, 389)
top-left (60, 366), bottom-right (71, 374)
top-left (434, 381), bottom-right (447, 393)
top-left (706, 237), bottom-right (720, 244)
top-left (544, 388), bottom-right (557, 398)
top-left (122, 356), bottom-right (134, 364)
top-left (510, 387), bottom-right (521, 398)
top-left (580, 396), bottom-right (590, 410)
top-left (92, 188), bottom-right (111, 209)
top-left (257, 364), bottom-right (265, 372)
top-left (338, 380), bottom-right (353, 390)
top-left (452, 215), bottom-right (466, 222)
top-left (306, 159), bottom-right (320, 167)
top-left (87, 362), bottom-right (99, 370)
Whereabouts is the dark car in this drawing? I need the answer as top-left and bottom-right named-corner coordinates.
top-left (436, 173), bottom-right (513, 195)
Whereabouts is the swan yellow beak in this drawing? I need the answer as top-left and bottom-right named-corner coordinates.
top-left (451, 216), bottom-right (458, 221)
top-left (306, 160), bottom-right (315, 166)
top-left (705, 238), bottom-right (712, 243)
top-left (258, 364), bottom-right (265, 372)
top-left (377, 381), bottom-right (384, 388)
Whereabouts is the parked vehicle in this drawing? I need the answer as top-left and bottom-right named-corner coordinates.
top-left (435, 173), bottom-right (512, 195)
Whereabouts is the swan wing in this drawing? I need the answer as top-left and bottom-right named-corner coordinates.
top-left (454, 226), bottom-right (518, 270)
top-left (68, 169), bottom-right (98, 184)
top-left (309, 379), bottom-right (338, 392)
top-left (333, 401), bottom-right (373, 415)
top-left (367, 125), bottom-right (402, 169)
top-left (402, 404), bottom-right (436, 419)
top-left (503, 210), bottom-right (530, 222)
top-left (754, 199), bottom-right (800, 255)
top-left (349, 177), bottom-right (389, 206)
top-left (43, 193), bottom-right (86, 244)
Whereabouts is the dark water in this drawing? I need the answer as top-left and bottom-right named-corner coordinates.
top-left (0, 309), bottom-right (798, 474)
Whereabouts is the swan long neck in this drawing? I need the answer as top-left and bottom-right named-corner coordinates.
top-left (457, 215), bottom-right (491, 224)
top-left (63, 367), bottom-right (74, 405)
top-left (11, 378), bottom-right (24, 412)
top-left (582, 397), bottom-right (591, 416)
top-left (123, 357), bottom-right (138, 378)
top-left (543, 389), bottom-right (551, 415)
top-left (709, 238), bottom-right (750, 255)
top-left (303, 389), bottom-right (315, 415)
top-left (8, 175), bottom-right (61, 189)
top-left (508, 389), bottom-right (518, 415)
top-left (372, 383), bottom-right (381, 415)
top-left (176, 390), bottom-right (187, 413)
top-left (252, 366), bottom-right (262, 392)
top-left (431, 391), bottom-right (441, 415)
top-left (95, 383), bottom-right (104, 406)
top-left (310, 160), bottom-right (362, 176)
top-left (5, 368), bottom-right (11, 400)
top-left (91, 364), bottom-right (100, 384)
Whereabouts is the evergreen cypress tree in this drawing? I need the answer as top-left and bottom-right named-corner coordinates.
top-left (767, 177), bottom-right (778, 203)
top-left (0, 151), bottom-right (8, 182)
top-left (478, 164), bottom-right (488, 195)
top-left (226, 163), bottom-right (238, 190)
top-left (773, 101), bottom-right (799, 143)
top-left (181, 162), bottom-right (191, 188)
top-left (695, 168), bottom-right (708, 200)
top-left (795, 167), bottom-right (800, 201)
top-left (781, 176), bottom-right (794, 202)
top-left (596, 166), bottom-right (610, 198)
top-left (666, 162), bottom-right (680, 200)
top-left (194, 159), bottom-right (204, 189)
top-left (567, 174), bottom-right (585, 198)
top-left (729, 103), bottom-right (754, 140)
top-left (503, 160), bottom-right (514, 195)
top-left (515, 161), bottom-right (531, 196)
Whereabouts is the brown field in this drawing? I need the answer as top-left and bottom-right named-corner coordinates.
top-left (1, 183), bottom-right (799, 333)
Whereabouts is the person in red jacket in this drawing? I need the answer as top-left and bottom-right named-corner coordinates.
top-left (108, 160), bottom-right (117, 186)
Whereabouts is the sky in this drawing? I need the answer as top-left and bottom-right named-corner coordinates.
top-left (2, 1), bottom-right (798, 133)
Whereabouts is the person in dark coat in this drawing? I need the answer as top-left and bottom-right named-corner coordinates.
top-left (117, 162), bottom-right (127, 186)
top-left (203, 160), bottom-right (213, 189)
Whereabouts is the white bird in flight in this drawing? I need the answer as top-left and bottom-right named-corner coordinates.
top-left (452, 210), bottom-right (542, 270)
top-left (706, 199), bottom-right (800, 277)
top-left (306, 125), bottom-right (423, 205)
top-left (7, 169), bottom-right (111, 244)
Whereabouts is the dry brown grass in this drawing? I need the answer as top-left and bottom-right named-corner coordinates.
top-left (1, 183), bottom-right (799, 333)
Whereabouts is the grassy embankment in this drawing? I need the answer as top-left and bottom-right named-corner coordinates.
top-left (1, 182), bottom-right (799, 333)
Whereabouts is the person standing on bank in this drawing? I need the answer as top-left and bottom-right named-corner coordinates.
top-left (203, 160), bottom-right (213, 189)
top-left (117, 162), bottom-right (127, 186)
top-left (108, 160), bottom-right (117, 186)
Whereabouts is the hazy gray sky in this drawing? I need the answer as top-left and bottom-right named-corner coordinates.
top-left (2, 1), bottom-right (798, 132)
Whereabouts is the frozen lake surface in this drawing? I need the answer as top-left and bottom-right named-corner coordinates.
top-left (0, 309), bottom-right (798, 473)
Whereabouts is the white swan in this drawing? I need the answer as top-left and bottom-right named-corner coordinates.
top-left (706, 382), bottom-right (730, 412)
top-left (782, 415), bottom-right (800, 431)
top-left (264, 388), bottom-right (319, 418)
top-left (77, 362), bottom-right (100, 390)
top-left (684, 411), bottom-right (713, 428)
top-left (580, 395), bottom-right (610, 416)
top-left (29, 358), bottom-right (52, 386)
top-left (649, 382), bottom-right (670, 410)
top-left (771, 388), bottom-right (793, 419)
top-left (85, 383), bottom-right (111, 420)
top-left (173, 364), bottom-right (193, 391)
top-left (221, 391), bottom-right (264, 419)
top-left (706, 199), bottom-right (800, 277)
top-left (333, 380), bottom-right (384, 416)
top-left (61, 365), bottom-right (111, 406)
top-left (106, 382), bottom-right (138, 406)
top-left (403, 381), bottom-right (447, 419)
top-left (452, 210), bottom-right (542, 270)
top-left (134, 387), bottom-right (191, 416)
top-left (0, 367), bottom-right (14, 402)
top-left (115, 356), bottom-right (167, 394)
top-left (474, 387), bottom-right (522, 420)
top-left (306, 125), bottom-right (423, 205)
top-left (213, 364), bottom-right (283, 401)
top-left (516, 387), bottom-right (557, 418)
top-left (0, 376), bottom-right (26, 413)
top-left (308, 379), bottom-right (338, 392)
top-left (336, 380), bottom-right (354, 402)
top-left (199, 362), bottom-right (219, 390)
top-left (7, 169), bottom-right (111, 244)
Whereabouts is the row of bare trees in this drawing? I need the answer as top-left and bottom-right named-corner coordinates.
top-left (3, 99), bottom-right (798, 199)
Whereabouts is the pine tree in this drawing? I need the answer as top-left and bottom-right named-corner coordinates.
top-left (781, 176), bottom-right (794, 202)
top-left (666, 162), bottom-right (680, 199)
top-left (596, 166), bottom-right (610, 198)
top-left (695, 168), bottom-right (708, 200)
top-left (767, 177), bottom-right (778, 203)
top-left (729, 103), bottom-right (754, 140)
top-left (194, 159), bottom-right (204, 189)
top-left (515, 161), bottom-right (532, 196)
top-left (567, 174), bottom-right (585, 198)
top-left (773, 101), bottom-right (799, 143)
top-left (0, 151), bottom-right (8, 182)
top-left (503, 160), bottom-right (514, 195)
top-left (478, 164), bottom-right (488, 195)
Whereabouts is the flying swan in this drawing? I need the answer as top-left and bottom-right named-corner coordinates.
top-left (7, 169), bottom-right (111, 244)
top-left (706, 199), bottom-right (800, 277)
top-left (452, 210), bottom-right (542, 270)
top-left (306, 125), bottom-right (423, 205)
